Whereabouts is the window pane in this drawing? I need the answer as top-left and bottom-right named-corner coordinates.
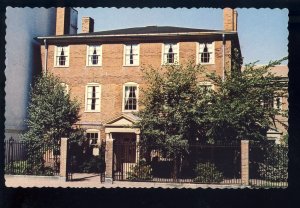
top-left (124, 86), bottom-right (137, 110)
top-left (199, 43), bottom-right (213, 64)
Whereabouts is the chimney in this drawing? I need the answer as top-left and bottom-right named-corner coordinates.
top-left (223, 8), bottom-right (238, 31)
top-left (56, 8), bottom-right (71, 35)
top-left (82, 17), bottom-right (94, 33)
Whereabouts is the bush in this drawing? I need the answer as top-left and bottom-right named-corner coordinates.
top-left (5, 160), bottom-right (29, 175)
top-left (193, 162), bottom-right (224, 183)
top-left (78, 155), bottom-right (105, 173)
top-left (5, 160), bottom-right (56, 176)
top-left (127, 159), bottom-right (153, 181)
top-left (258, 144), bottom-right (288, 182)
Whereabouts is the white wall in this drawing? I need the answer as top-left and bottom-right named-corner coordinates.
top-left (5, 7), bottom-right (56, 140)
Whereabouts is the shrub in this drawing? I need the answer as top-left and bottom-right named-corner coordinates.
top-left (5, 160), bottom-right (29, 175)
top-left (193, 162), bottom-right (224, 183)
top-left (127, 159), bottom-right (153, 181)
top-left (5, 160), bottom-right (56, 176)
top-left (78, 155), bottom-right (105, 173)
top-left (258, 144), bottom-right (288, 182)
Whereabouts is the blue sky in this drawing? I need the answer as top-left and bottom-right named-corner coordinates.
top-left (76, 8), bottom-right (288, 65)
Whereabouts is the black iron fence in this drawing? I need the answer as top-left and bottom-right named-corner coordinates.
top-left (113, 142), bottom-right (242, 184)
top-left (4, 138), bottom-right (60, 176)
top-left (249, 141), bottom-right (288, 187)
top-left (66, 140), bottom-right (106, 182)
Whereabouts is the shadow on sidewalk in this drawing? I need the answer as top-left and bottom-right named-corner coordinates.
top-left (71, 173), bottom-right (100, 181)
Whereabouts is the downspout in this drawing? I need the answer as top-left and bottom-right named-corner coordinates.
top-left (222, 33), bottom-right (226, 82)
top-left (44, 39), bottom-right (48, 74)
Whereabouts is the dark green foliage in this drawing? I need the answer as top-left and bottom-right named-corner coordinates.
top-left (258, 144), bottom-right (288, 182)
top-left (5, 160), bottom-right (28, 175)
top-left (127, 159), bottom-right (153, 181)
top-left (193, 162), bottom-right (224, 183)
top-left (137, 63), bottom-right (209, 178)
top-left (5, 160), bottom-right (55, 176)
top-left (22, 73), bottom-right (82, 174)
top-left (204, 56), bottom-right (288, 142)
top-left (78, 155), bottom-right (104, 173)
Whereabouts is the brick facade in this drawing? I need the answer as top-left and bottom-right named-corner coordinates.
top-left (40, 39), bottom-right (236, 142)
top-left (37, 8), bottom-right (241, 163)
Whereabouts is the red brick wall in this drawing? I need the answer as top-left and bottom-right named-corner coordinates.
top-left (41, 40), bottom-right (234, 140)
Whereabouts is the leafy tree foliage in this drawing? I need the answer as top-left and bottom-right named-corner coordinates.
top-left (137, 56), bottom-right (287, 178)
top-left (205, 57), bottom-right (288, 142)
top-left (22, 73), bottom-right (82, 172)
top-left (137, 63), bottom-right (210, 178)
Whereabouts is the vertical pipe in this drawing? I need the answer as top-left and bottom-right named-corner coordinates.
top-left (44, 39), bottom-right (48, 74)
top-left (222, 33), bottom-right (226, 82)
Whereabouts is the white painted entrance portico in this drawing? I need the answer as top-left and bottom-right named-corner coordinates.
top-left (103, 113), bottom-right (140, 183)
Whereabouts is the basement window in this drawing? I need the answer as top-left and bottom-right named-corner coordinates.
top-left (86, 130), bottom-right (100, 146)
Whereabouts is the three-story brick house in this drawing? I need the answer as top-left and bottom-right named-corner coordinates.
top-left (35, 8), bottom-right (241, 180)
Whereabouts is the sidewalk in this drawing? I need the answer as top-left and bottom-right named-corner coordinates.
top-left (5, 174), bottom-right (248, 189)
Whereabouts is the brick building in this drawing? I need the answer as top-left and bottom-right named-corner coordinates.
top-left (35, 8), bottom-right (241, 158)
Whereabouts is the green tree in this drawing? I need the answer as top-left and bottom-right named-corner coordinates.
top-left (137, 63), bottom-right (210, 179)
top-left (204, 57), bottom-right (288, 142)
top-left (22, 73), bottom-right (81, 174)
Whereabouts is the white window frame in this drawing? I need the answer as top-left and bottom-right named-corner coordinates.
top-left (86, 129), bottom-right (100, 146)
top-left (85, 83), bottom-right (101, 112)
top-left (54, 46), bottom-right (70, 67)
top-left (162, 43), bottom-right (179, 65)
top-left (86, 45), bottom-right (102, 66)
top-left (60, 83), bottom-right (69, 94)
top-left (274, 97), bottom-right (283, 111)
top-left (123, 44), bottom-right (140, 66)
top-left (198, 81), bottom-right (215, 92)
top-left (197, 42), bottom-right (215, 65)
top-left (122, 82), bottom-right (139, 112)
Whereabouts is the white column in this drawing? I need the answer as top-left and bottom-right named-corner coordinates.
top-left (136, 134), bottom-right (140, 163)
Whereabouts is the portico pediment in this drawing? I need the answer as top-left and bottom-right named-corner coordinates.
top-left (104, 113), bottom-right (140, 127)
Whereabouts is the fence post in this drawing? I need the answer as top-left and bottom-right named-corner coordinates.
top-left (105, 133), bottom-right (114, 183)
top-left (60, 137), bottom-right (68, 180)
top-left (241, 140), bottom-right (249, 186)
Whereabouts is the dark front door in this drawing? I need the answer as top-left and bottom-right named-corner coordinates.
top-left (113, 133), bottom-right (136, 180)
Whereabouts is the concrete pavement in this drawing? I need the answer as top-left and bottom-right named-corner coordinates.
top-left (5, 174), bottom-right (249, 189)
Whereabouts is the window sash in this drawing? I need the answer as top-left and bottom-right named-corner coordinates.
top-left (163, 43), bottom-right (179, 64)
top-left (86, 132), bottom-right (99, 145)
top-left (55, 46), bottom-right (69, 66)
top-left (87, 45), bottom-right (101, 66)
top-left (124, 86), bottom-right (138, 110)
top-left (124, 44), bottom-right (139, 66)
top-left (86, 86), bottom-right (100, 111)
top-left (199, 43), bottom-right (214, 64)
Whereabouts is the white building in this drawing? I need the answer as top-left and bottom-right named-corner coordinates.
top-left (5, 7), bottom-right (57, 140)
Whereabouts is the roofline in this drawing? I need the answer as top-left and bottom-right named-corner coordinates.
top-left (35, 31), bottom-right (238, 42)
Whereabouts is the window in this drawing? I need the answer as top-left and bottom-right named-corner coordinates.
top-left (124, 44), bottom-right (139, 66)
top-left (263, 95), bottom-right (274, 110)
top-left (86, 130), bottom-right (100, 146)
top-left (87, 45), bottom-right (102, 66)
top-left (163, 43), bottom-right (179, 64)
top-left (198, 42), bottom-right (214, 64)
top-left (55, 46), bottom-right (69, 67)
top-left (60, 83), bottom-right (69, 94)
top-left (85, 84), bottom-right (101, 112)
top-left (123, 83), bottom-right (138, 111)
top-left (198, 82), bottom-right (214, 94)
top-left (274, 97), bottom-right (283, 111)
